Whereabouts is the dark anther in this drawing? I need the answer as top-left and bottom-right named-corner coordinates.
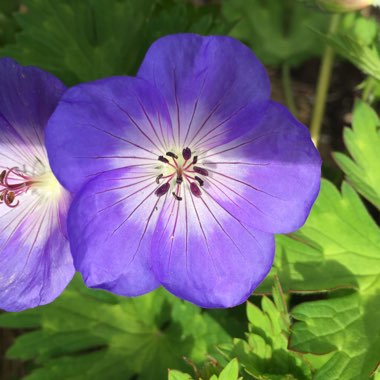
top-left (166, 152), bottom-right (178, 159)
top-left (182, 147), bottom-right (191, 161)
top-left (158, 155), bottom-right (169, 164)
top-left (192, 155), bottom-right (198, 165)
top-left (194, 176), bottom-right (204, 187)
top-left (176, 176), bottom-right (183, 184)
top-left (6, 191), bottom-right (15, 204)
top-left (156, 174), bottom-right (163, 184)
top-left (190, 182), bottom-right (202, 198)
top-left (155, 182), bottom-right (170, 197)
top-left (0, 170), bottom-right (6, 183)
top-left (172, 192), bottom-right (182, 201)
top-left (193, 166), bottom-right (209, 176)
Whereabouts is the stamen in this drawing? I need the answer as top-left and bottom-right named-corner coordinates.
top-left (194, 176), bottom-right (204, 186)
top-left (0, 170), bottom-right (6, 183)
top-left (156, 173), bottom-right (163, 184)
top-left (166, 152), bottom-right (178, 159)
top-left (193, 166), bottom-right (209, 176)
top-left (192, 156), bottom-right (198, 165)
top-left (155, 182), bottom-right (170, 197)
top-left (190, 182), bottom-right (202, 198)
top-left (176, 176), bottom-right (183, 184)
top-left (182, 147), bottom-right (191, 161)
top-left (158, 155), bottom-right (169, 164)
top-left (172, 192), bottom-right (182, 201)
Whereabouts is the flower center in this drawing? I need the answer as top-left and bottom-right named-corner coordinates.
top-left (154, 147), bottom-right (208, 201)
top-left (0, 166), bottom-right (62, 208)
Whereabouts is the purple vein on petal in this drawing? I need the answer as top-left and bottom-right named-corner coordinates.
top-left (98, 181), bottom-right (157, 214)
top-left (137, 98), bottom-right (167, 151)
top-left (129, 196), bottom-right (161, 265)
top-left (202, 188), bottom-right (263, 250)
top-left (1, 198), bottom-right (41, 251)
top-left (157, 110), bottom-right (169, 152)
top-left (173, 67), bottom-right (181, 147)
top-left (112, 100), bottom-right (163, 153)
top-left (0, 113), bottom-right (41, 163)
top-left (199, 196), bottom-right (245, 259)
top-left (192, 103), bottom-right (249, 149)
top-left (188, 190), bottom-right (217, 273)
top-left (205, 161), bottom-right (270, 167)
top-left (95, 175), bottom-right (156, 195)
top-left (200, 132), bottom-right (280, 160)
top-left (74, 155), bottom-right (158, 162)
top-left (83, 122), bottom-right (160, 157)
top-left (207, 175), bottom-right (267, 216)
top-left (110, 185), bottom-right (159, 236)
top-left (157, 193), bottom-right (176, 247)
top-left (85, 163), bottom-right (154, 179)
top-left (207, 168), bottom-right (284, 200)
top-left (167, 196), bottom-right (181, 270)
top-left (182, 76), bottom-right (207, 147)
top-left (187, 84), bottom-right (235, 148)
top-left (23, 202), bottom-right (50, 270)
top-left (186, 96), bottom-right (224, 148)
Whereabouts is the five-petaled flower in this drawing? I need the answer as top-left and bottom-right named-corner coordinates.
top-left (46, 34), bottom-right (321, 308)
top-left (0, 58), bottom-right (74, 311)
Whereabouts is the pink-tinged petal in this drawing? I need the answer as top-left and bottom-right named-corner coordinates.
top-left (0, 190), bottom-right (74, 312)
top-left (138, 34), bottom-right (270, 149)
top-left (68, 167), bottom-right (162, 296)
top-left (46, 76), bottom-right (174, 193)
top-left (200, 101), bottom-right (321, 234)
top-left (151, 187), bottom-right (275, 308)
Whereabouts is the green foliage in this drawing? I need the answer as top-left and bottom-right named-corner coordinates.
top-left (291, 291), bottom-right (379, 380)
top-left (220, 279), bottom-right (312, 379)
top-left (222, 0), bottom-right (330, 66)
top-left (259, 179), bottom-right (380, 379)
top-left (260, 179), bottom-right (380, 293)
top-left (0, 277), bottom-right (230, 380)
top-left (0, 0), bottom-right (20, 46)
top-left (324, 13), bottom-right (380, 81)
top-left (0, 0), bottom-right (227, 85)
top-left (334, 101), bottom-right (380, 209)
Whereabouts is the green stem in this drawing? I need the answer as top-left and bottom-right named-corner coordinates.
top-left (310, 14), bottom-right (341, 147)
top-left (282, 63), bottom-right (298, 117)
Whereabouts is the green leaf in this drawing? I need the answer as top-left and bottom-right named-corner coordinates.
top-left (291, 291), bottom-right (380, 380)
top-left (168, 370), bottom-right (193, 380)
top-left (5, 276), bottom-right (230, 380)
top-left (334, 101), bottom-right (380, 209)
top-left (259, 180), bottom-right (380, 380)
top-left (223, 280), bottom-right (312, 379)
top-left (1, 0), bottom-right (226, 85)
top-left (260, 179), bottom-right (380, 293)
top-left (218, 358), bottom-right (239, 380)
top-left (222, 0), bottom-right (329, 66)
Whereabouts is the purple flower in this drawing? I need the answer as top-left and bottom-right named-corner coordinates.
top-left (0, 58), bottom-right (74, 311)
top-left (46, 34), bottom-right (321, 308)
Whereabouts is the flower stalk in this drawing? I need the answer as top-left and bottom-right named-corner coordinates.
top-left (310, 14), bottom-right (341, 147)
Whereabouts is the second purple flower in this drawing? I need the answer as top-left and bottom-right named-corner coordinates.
top-left (46, 34), bottom-right (321, 308)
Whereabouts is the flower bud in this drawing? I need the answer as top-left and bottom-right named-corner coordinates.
top-left (316, 0), bottom-right (379, 12)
